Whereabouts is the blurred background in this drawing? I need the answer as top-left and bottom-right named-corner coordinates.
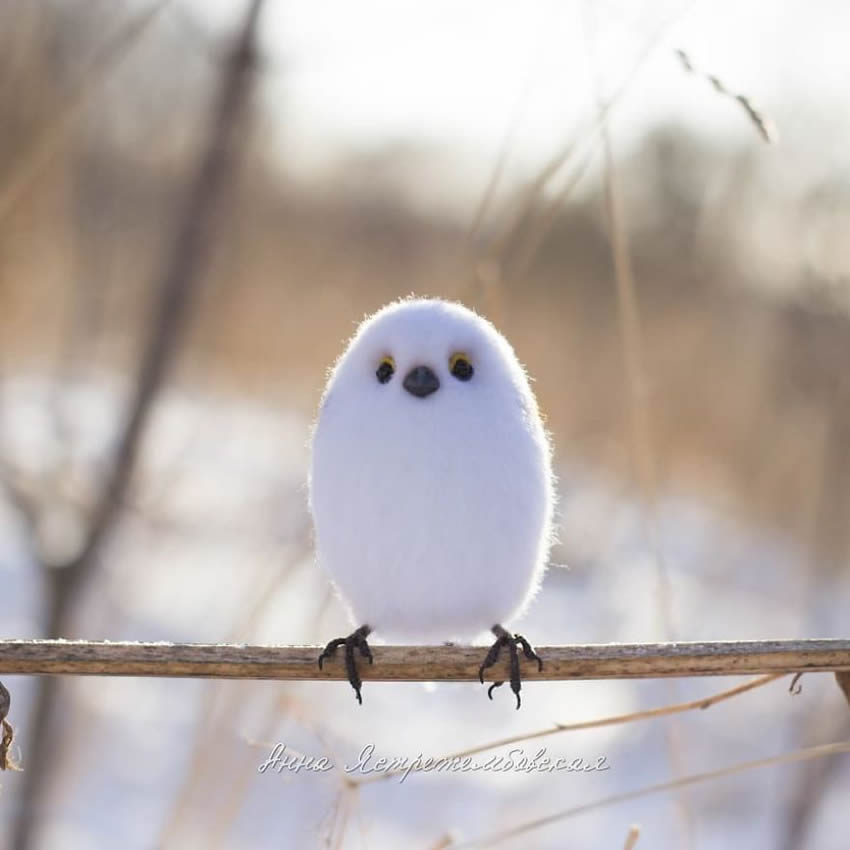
top-left (1, 0), bottom-right (849, 848)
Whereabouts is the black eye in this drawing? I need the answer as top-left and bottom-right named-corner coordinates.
top-left (449, 352), bottom-right (474, 381)
top-left (376, 356), bottom-right (395, 384)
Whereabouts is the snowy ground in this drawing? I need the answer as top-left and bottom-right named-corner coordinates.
top-left (0, 375), bottom-right (847, 849)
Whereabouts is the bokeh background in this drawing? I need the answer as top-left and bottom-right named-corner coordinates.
top-left (1, 1), bottom-right (849, 848)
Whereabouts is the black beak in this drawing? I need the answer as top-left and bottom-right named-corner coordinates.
top-left (403, 365), bottom-right (440, 398)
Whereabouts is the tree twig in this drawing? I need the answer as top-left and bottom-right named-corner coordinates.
top-left (353, 673), bottom-right (786, 786)
top-left (0, 639), bottom-right (848, 681)
top-left (597, 51), bottom-right (695, 843)
top-left (447, 739), bottom-right (850, 848)
top-left (675, 48), bottom-right (778, 144)
top-left (485, 2), bottom-right (696, 280)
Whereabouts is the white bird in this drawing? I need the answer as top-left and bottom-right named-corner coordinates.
top-left (309, 298), bottom-right (555, 706)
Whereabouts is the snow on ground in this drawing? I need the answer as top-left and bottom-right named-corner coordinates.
top-left (0, 375), bottom-right (847, 849)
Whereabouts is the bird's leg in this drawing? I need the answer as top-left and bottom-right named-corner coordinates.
top-left (318, 625), bottom-right (373, 705)
top-left (478, 624), bottom-right (543, 710)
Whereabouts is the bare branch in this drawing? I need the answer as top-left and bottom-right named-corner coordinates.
top-left (354, 673), bottom-right (786, 786)
top-left (448, 739), bottom-right (850, 848)
top-left (0, 639), bottom-right (848, 681)
top-left (484, 3), bottom-right (695, 277)
top-left (675, 49), bottom-right (778, 144)
top-left (66, 0), bottom-right (264, 582)
top-left (596, 55), bottom-right (695, 842)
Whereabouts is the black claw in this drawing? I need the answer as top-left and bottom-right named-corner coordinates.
top-left (317, 625), bottom-right (373, 704)
top-left (515, 634), bottom-right (543, 672)
top-left (478, 626), bottom-right (542, 709)
top-left (478, 637), bottom-right (505, 684)
top-left (318, 637), bottom-right (346, 671)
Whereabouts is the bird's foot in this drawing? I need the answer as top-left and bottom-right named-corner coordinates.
top-left (318, 625), bottom-right (373, 705)
top-left (478, 625), bottom-right (542, 710)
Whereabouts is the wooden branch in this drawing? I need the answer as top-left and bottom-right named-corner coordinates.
top-left (1, 639), bottom-right (848, 682)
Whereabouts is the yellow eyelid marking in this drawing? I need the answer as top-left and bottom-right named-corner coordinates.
top-left (449, 352), bottom-right (471, 369)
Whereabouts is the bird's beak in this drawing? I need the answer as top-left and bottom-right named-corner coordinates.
top-left (403, 365), bottom-right (440, 398)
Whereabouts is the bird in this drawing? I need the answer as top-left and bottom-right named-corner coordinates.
top-left (309, 298), bottom-right (555, 707)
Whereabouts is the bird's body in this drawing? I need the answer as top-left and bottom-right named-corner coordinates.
top-left (310, 299), bottom-right (554, 644)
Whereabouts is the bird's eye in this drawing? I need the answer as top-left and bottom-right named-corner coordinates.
top-left (376, 355), bottom-right (395, 384)
top-left (449, 352), bottom-right (474, 381)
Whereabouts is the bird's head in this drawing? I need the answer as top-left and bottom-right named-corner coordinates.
top-left (320, 298), bottom-right (530, 414)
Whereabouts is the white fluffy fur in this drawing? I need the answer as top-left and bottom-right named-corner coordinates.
top-left (309, 298), bottom-right (554, 643)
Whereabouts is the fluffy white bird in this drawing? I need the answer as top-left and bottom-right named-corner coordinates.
top-left (310, 298), bottom-right (555, 706)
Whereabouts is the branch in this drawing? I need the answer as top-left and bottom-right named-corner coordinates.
top-left (0, 639), bottom-right (848, 681)
top-left (674, 48), bottom-right (778, 144)
top-left (486, 3), bottom-right (692, 280)
top-left (352, 673), bottom-right (786, 787)
top-left (65, 0), bottom-right (263, 581)
top-left (448, 739), bottom-right (850, 848)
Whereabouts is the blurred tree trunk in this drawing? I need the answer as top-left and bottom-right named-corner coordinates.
top-left (10, 2), bottom-right (264, 848)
